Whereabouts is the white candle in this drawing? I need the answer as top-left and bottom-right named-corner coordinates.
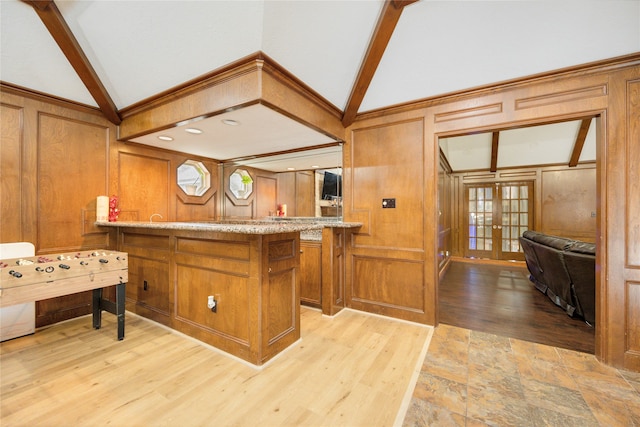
top-left (96, 196), bottom-right (109, 222)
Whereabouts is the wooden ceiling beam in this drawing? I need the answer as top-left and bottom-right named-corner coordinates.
top-left (341, 0), bottom-right (419, 127)
top-left (490, 131), bottom-right (499, 172)
top-left (569, 118), bottom-right (592, 167)
top-left (22, 0), bottom-right (121, 125)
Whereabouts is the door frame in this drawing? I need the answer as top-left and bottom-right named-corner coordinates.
top-left (434, 111), bottom-right (605, 360)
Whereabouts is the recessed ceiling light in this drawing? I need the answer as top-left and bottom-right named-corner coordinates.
top-left (311, 165), bottom-right (320, 168)
top-left (185, 128), bottom-right (203, 134)
top-left (222, 119), bottom-right (239, 126)
top-left (287, 167), bottom-right (296, 171)
top-left (158, 135), bottom-right (173, 141)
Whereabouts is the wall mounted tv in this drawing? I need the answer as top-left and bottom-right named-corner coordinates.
top-left (321, 171), bottom-right (342, 200)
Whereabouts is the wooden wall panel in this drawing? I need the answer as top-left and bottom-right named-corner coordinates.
top-left (256, 175), bottom-right (277, 218)
top-left (1, 87), bottom-right (220, 327)
top-left (348, 55), bottom-right (640, 372)
top-left (0, 89), bottom-right (118, 327)
top-left (541, 168), bottom-right (596, 242)
top-left (0, 104), bottom-right (23, 243)
top-left (627, 80), bottom-right (640, 267)
top-left (351, 119), bottom-right (424, 251)
top-left (438, 156), bottom-right (453, 270)
top-left (347, 117), bottom-right (428, 323)
top-left (628, 282), bottom-right (640, 356)
top-left (276, 172), bottom-right (296, 216)
top-left (37, 113), bottom-right (110, 252)
top-left (352, 256), bottom-right (424, 311)
top-left (175, 264), bottom-right (251, 342)
top-left (295, 171), bottom-right (315, 217)
top-left (609, 71), bottom-right (640, 370)
top-left (118, 152), bottom-right (170, 222)
top-left (222, 165), bottom-right (267, 218)
top-left (275, 171), bottom-right (316, 217)
top-left (175, 195), bottom-right (216, 221)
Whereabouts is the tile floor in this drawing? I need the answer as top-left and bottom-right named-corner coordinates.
top-left (403, 324), bottom-right (640, 426)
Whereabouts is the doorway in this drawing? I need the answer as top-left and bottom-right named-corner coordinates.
top-left (437, 117), bottom-right (599, 354)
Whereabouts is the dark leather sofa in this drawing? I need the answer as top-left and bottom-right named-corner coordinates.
top-left (519, 230), bottom-right (595, 326)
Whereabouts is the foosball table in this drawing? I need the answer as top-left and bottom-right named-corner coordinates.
top-left (0, 250), bottom-right (128, 340)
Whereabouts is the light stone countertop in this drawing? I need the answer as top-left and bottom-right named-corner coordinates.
top-left (96, 219), bottom-right (361, 236)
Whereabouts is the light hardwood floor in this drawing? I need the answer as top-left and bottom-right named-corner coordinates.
top-left (0, 307), bottom-right (432, 427)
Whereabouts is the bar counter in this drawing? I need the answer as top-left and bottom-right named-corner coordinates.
top-left (97, 219), bottom-right (360, 366)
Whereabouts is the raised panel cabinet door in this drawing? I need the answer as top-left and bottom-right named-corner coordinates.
top-left (300, 242), bottom-right (322, 307)
top-left (127, 255), bottom-right (170, 318)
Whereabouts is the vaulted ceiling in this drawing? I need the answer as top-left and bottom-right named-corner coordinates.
top-left (1, 0), bottom-right (639, 171)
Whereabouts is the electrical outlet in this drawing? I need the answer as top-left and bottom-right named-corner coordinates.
top-left (207, 295), bottom-right (217, 313)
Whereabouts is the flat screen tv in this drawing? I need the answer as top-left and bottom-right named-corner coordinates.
top-left (321, 171), bottom-right (342, 200)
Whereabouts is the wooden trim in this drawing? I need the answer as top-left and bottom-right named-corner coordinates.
top-left (451, 160), bottom-right (597, 175)
top-left (341, 1), bottom-right (413, 127)
top-left (118, 54), bottom-right (345, 144)
top-left (490, 131), bottom-right (499, 172)
top-left (450, 255), bottom-right (526, 268)
top-left (22, 0), bottom-right (121, 125)
top-left (119, 52), bottom-right (341, 121)
top-left (439, 148), bottom-right (453, 173)
top-left (224, 142), bottom-right (343, 165)
top-left (569, 118), bottom-right (592, 167)
top-left (391, 0), bottom-right (420, 8)
top-left (0, 81), bottom-right (104, 116)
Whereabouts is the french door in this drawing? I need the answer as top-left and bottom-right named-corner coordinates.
top-left (464, 182), bottom-right (533, 261)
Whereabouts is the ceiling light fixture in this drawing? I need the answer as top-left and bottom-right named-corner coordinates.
top-left (287, 167), bottom-right (296, 171)
top-left (158, 135), bottom-right (173, 141)
top-left (185, 128), bottom-right (203, 134)
top-left (222, 119), bottom-right (240, 126)
top-left (311, 165), bottom-right (320, 168)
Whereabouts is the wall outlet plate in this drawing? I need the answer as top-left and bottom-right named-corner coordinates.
top-left (382, 198), bottom-right (396, 208)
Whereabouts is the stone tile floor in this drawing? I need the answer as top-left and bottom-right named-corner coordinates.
top-left (403, 324), bottom-right (640, 426)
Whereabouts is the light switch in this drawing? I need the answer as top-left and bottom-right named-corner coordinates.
top-left (382, 198), bottom-right (396, 208)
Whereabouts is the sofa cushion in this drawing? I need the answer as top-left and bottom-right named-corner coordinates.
top-left (567, 241), bottom-right (596, 256)
top-left (528, 239), bottom-right (575, 315)
top-left (519, 236), bottom-right (547, 293)
top-left (525, 231), bottom-right (574, 251)
top-left (563, 250), bottom-right (596, 325)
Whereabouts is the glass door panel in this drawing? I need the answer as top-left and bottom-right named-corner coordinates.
top-left (464, 182), bottom-right (533, 260)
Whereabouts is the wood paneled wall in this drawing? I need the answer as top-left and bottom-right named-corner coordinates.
top-left (0, 87), bottom-right (218, 326)
top-left (222, 165), bottom-right (275, 218)
top-left (346, 118), bottom-right (429, 323)
top-left (221, 167), bottom-right (316, 219)
top-left (346, 55), bottom-right (640, 371)
top-left (3, 54), bottom-right (639, 371)
top-left (277, 170), bottom-right (315, 217)
top-left (116, 145), bottom-right (218, 224)
top-left (1, 90), bottom-right (115, 325)
top-left (438, 153), bottom-right (453, 271)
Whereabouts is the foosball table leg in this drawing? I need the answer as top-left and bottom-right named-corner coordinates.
top-left (116, 282), bottom-right (125, 340)
top-left (92, 288), bottom-right (103, 330)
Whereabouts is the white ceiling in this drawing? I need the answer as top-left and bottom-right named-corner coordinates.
top-left (128, 104), bottom-right (338, 162)
top-left (440, 119), bottom-right (596, 172)
top-left (1, 0), bottom-right (639, 171)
